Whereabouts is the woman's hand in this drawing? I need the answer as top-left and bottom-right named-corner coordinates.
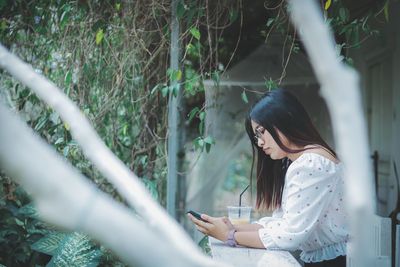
top-left (187, 213), bottom-right (234, 242)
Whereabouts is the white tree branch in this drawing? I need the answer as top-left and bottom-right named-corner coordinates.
top-left (287, 0), bottom-right (376, 266)
top-left (0, 44), bottom-right (226, 267)
top-left (0, 103), bottom-right (219, 266)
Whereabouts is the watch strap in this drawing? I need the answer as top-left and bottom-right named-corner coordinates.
top-left (225, 229), bottom-right (237, 247)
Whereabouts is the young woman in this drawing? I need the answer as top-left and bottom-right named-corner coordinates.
top-left (188, 89), bottom-right (349, 267)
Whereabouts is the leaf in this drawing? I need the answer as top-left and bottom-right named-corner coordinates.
top-left (229, 9), bottom-right (238, 23)
top-left (176, 70), bottom-right (182, 81)
top-left (64, 122), bottom-right (70, 131)
top-left (115, 3), bottom-right (121, 11)
top-left (161, 86), bottom-right (169, 97)
top-left (31, 232), bottom-right (68, 256)
top-left (199, 111), bottom-right (205, 121)
top-left (203, 136), bottom-right (215, 145)
top-left (359, 15), bottom-right (367, 31)
top-left (59, 4), bottom-right (71, 29)
top-left (167, 68), bottom-right (182, 82)
top-left (198, 138), bottom-right (204, 148)
top-left (177, 1), bottom-right (186, 19)
top-left (193, 137), bottom-right (202, 150)
top-left (122, 124), bottom-right (128, 136)
top-left (198, 236), bottom-right (211, 255)
top-left (95, 29), bottom-right (104, 45)
top-left (15, 218), bottom-right (24, 226)
top-left (186, 43), bottom-right (195, 53)
top-left (63, 146), bottom-right (70, 157)
top-left (339, 24), bottom-right (350, 35)
top-left (190, 27), bottom-right (200, 40)
top-left (171, 83), bottom-right (181, 97)
top-left (211, 71), bottom-right (220, 85)
top-left (64, 71), bottom-right (72, 86)
top-left (47, 232), bottom-right (102, 267)
top-left (205, 143), bottom-right (212, 153)
top-left (0, 19), bottom-right (7, 31)
top-left (34, 116), bottom-right (48, 131)
top-left (55, 137), bottom-right (64, 145)
top-left (324, 0), bottom-right (331, 10)
top-left (384, 1), bottom-right (389, 22)
top-left (187, 107), bottom-right (200, 123)
top-left (339, 8), bottom-right (349, 23)
top-left (241, 90), bottom-right (248, 103)
top-left (266, 18), bottom-right (274, 27)
top-left (265, 78), bottom-right (278, 91)
top-left (18, 203), bottom-right (38, 219)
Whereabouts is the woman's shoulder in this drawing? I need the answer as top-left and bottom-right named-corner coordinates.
top-left (301, 146), bottom-right (340, 164)
top-left (287, 147), bottom-right (342, 176)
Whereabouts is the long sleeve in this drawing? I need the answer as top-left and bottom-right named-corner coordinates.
top-left (258, 153), bottom-right (342, 251)
top-left (255, 208), bottom-right (283, 228)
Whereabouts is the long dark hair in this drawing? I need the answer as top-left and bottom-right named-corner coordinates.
top-left (245, 89), bottom-right (336, 210)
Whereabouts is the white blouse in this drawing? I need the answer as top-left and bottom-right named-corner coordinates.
top-left (256, 153), bottom-right (349, 263)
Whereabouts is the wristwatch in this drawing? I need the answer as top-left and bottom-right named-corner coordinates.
top-left (225, 229), bottom-right (237, 247)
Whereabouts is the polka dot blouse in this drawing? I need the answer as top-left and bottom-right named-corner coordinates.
top-left (256, 153), bottom-right (349, 263)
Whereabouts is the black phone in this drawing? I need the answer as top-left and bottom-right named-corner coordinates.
top-left (187, 210), bottom-right (207, 222)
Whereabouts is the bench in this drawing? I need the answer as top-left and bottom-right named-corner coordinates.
top-left (208, 237), bottom-right (301, 267)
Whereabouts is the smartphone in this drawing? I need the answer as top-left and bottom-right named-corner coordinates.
top-left (187, 210), bottom-right (207, 222)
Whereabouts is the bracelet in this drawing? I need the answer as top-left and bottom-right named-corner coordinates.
top-left (225, 229), bottom-right (237, 247)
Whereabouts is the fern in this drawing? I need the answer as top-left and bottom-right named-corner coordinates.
top-left (31, 231), bottom-right (68, 255)
top-left (46, 232), bottom-right (102, 267)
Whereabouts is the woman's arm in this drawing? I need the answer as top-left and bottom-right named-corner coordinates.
top-left (234, 223), bottom-right (263, 232)
top-left (187, 213), bottom-right (266, 248)
top-left (234, 231), bottom-right (265, 248)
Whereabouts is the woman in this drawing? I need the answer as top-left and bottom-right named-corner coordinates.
top-left (188, 89), bottom-right (348, 267)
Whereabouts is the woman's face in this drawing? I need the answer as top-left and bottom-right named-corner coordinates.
top-left (251, 120), bottom-right (288, 160)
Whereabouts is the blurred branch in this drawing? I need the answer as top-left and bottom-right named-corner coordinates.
top-left (0, 104), bottom-right (203, 266)
top-left (288, 0), bottom-right (375, 266)
top-left (0, 44), bottom-right (226, 267)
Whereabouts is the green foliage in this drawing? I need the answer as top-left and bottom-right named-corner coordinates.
top-left (265, 78), bottom-right (279, 91)
top-left (46, 232), bottom-right (102, 267)
top-left (31, 232), bottom-right (68, 256)
top-left (189, 27), bottom-right (201, 40)
top-left (0, 184), bottom-right (51, 266)
top-left (222, 155), bottom-right (252, 193)
top-left (198, 236), bottom-right (211, 256)
top-left (0, 0), bottom-right (174, 265)
top-left (261, 0), bottom-right (385, 86)
top-left (0, 1), bottom-right (240, 265)
top-left (241, 90), bottom-right (249, 104)
top-left (325, 0), bottom-right (381, 50)
top-left (193, 136), bottom-right (215, 153)
top-left (1, 0), bottom-right (170, 194)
